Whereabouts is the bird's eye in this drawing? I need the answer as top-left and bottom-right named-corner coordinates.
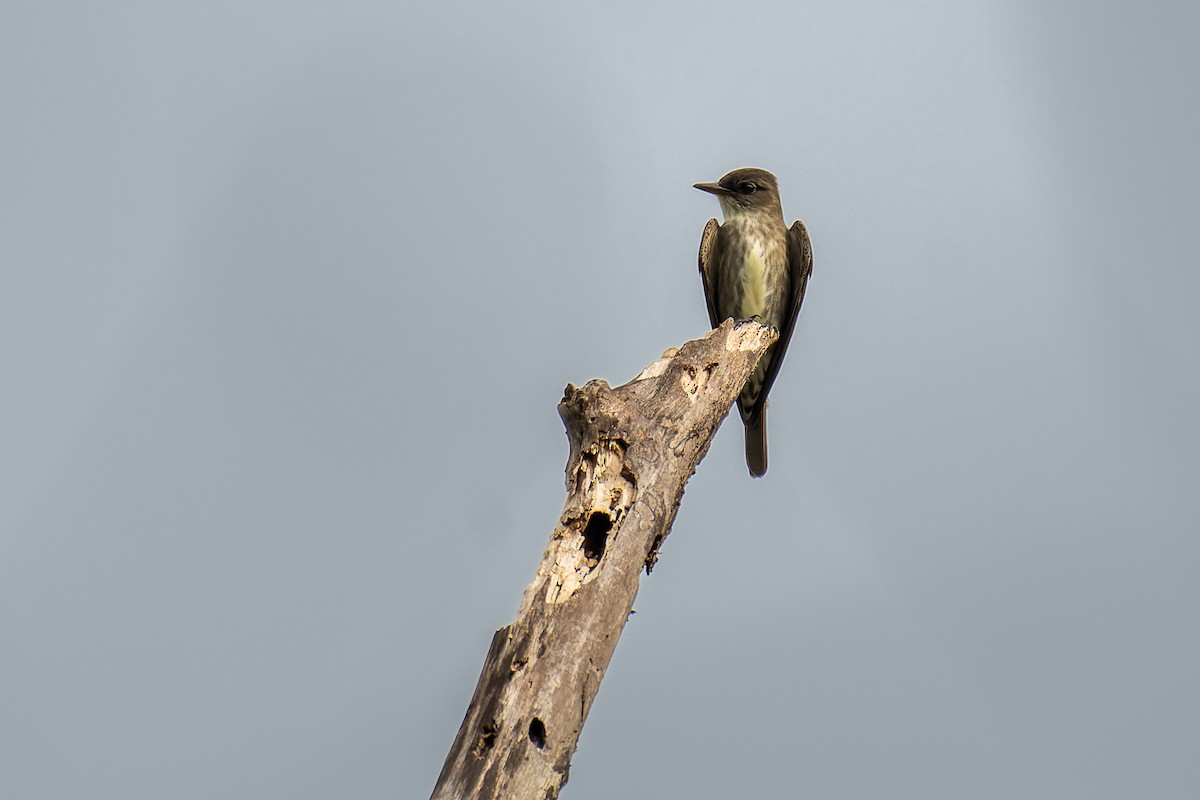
top-left (737, 182), bottom-right (757, 195)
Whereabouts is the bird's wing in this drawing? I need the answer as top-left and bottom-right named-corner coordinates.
top-left (698, 217), bottom-right (722, 329)
top-left (749, 219), bottom-right (813, 420)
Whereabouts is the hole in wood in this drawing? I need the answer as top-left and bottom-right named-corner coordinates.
top-left (582, 511), bottom-right (611, 566)
top-left (528, 717), bottom-right (547, 750)
top-left (474, 720), bottom-right (498, 757)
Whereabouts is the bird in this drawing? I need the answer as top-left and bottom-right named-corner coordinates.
top-left (694, 167), bottom-right (813, 477)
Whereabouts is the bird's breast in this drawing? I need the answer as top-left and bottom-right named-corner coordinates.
top-left (717, 218), bottom-right (788, 326)
top-left (739, 244), bottom-right (769, 321)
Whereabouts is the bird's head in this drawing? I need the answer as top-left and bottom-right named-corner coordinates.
top-left (694, 167), bottom-right (782, 219)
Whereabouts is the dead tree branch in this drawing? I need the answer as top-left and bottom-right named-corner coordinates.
top-left (431, 319), bottom-right (777, 800)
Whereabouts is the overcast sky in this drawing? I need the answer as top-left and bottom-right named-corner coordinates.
top-left (2, 2), bottom-right (1197, 798)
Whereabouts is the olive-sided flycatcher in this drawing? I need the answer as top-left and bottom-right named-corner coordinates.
top-left (694, 167), bottom-right (813, 477)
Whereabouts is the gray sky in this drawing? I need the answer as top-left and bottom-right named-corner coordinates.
top-left (2, 2), bottom-right (1197, 798)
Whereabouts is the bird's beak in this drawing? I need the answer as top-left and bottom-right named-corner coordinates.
top-left (693, 182), bottom-right (735, 197)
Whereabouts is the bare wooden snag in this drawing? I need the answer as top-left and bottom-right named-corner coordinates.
top-left (431, 319), bottom-right (778, 800)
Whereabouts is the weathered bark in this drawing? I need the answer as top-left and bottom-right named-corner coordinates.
top-left (431, 319), bottom-right (778, 800)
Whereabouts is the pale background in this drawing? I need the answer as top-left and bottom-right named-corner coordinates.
top-left (2, 2), bottom-right (1197, 798)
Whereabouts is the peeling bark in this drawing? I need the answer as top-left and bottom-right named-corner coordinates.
top-left (431, 320), bottom-right (778, 800)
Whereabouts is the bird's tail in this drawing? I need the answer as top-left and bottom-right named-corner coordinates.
top-left (744, 410), bottom-right (767, 478)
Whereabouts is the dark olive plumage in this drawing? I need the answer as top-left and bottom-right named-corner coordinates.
top-left (695, 167), bottom-right (813, 477)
